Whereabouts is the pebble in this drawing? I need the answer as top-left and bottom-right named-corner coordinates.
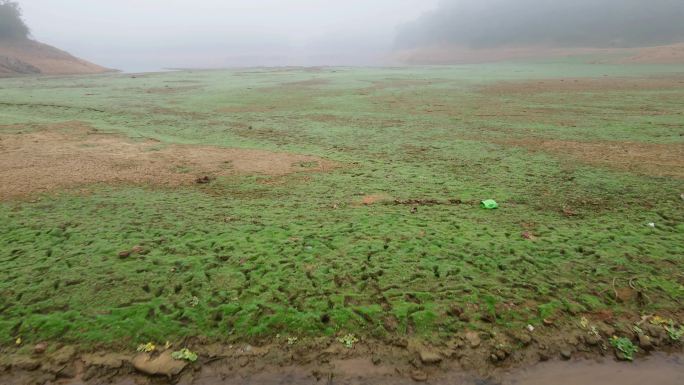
top-left (33, 342), bottom-right (48, 355)
top-left (411, 369), bottom-right (428, 382)
top-left (419, 350), bottom-right (442, 364)
top-left (638, 334), bottom-right (653, 350)
top-left (561, 349), bottom-right (573, 360)
top-left (465, 331), bottom-right (481, 348)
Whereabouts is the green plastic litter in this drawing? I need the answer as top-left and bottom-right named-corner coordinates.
top-left (480, 199), bottom-right (499, 209)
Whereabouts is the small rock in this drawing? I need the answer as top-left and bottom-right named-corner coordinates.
top-left (82, 353), bottom-right (127, 369)
top-left (131, 245), bottom-right (147, 254)
top-left (586, 334), bottom-right (602, 346)
top-left (638, 334), bottom-right (653, 350)
top-left (118, 250), bottom-right (131, 258)
top-left (419, 350), bottom-right (442, 364)
top-left (560, 349), bottom-right (573, 360)
top-left (12, 357), bottom-right (40, 371)
top-left (447, 305), bottom-right (463, 317)
top-left (57, 365), bottom-right (77, 379)
top-left (52, 346), bottom-right (76, 365)
top-left (132, 351), bottom-right (187, 377)
top-left (597, 324), bottom-right (615, 337)
top-left (465, 331), bottom-right (481, 348)
top-left (410, 369), bottom-right (428, 382)
top-left (82, 366), bottom-right (99, 381)
top-left (33, 342), bottom-right (48, 355)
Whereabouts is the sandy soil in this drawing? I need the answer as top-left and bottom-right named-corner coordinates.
top-left (0, 122), bottom-right (335, 200)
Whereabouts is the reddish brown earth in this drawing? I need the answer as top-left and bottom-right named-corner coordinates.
top-left (0, 122), bottom-right (335, 200)
top-left (0, 38), bottom-right (110, 76)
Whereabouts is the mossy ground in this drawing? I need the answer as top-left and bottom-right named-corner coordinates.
top-left (1, 62), bottom-right (682, 350)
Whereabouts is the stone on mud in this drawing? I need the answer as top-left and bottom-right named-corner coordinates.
top-left (561, 348), bottom-right (573, 360)
top-left (11, 357), bottom-right (40, 371)
top-left (419, 349), bottom-right (442, 364)
top-left (465, 331), bottom-right (481, 348)
top-left (82, 353), bottom-right (128, 369)
top-left (638, 334), bottom-right (653, 350)
top-left (132, 351), bottom-right (187, 377)
top-left (411, 369), bottom-right (428, 382)
top-left (51, 346), bottom-right (77, 365)
top-left (33, 342), bottom-right (48, 355)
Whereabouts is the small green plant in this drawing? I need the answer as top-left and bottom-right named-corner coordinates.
top-left (610, 337), bottom-right (638, 361)
top-left (665, 324), bottom-right (684, 342)
top-left (337, 334), bottom-right (359, 348)
top-left (136, 342), bottom-right (156, 353)
top-left (171, 348), bottom-right (198, 362)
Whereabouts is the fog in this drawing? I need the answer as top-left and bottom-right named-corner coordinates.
top-left (17, 0), bottom-right (439, 72)
top-left (10, 1), bottom-right (684, 71)
top-left (396, 0), bottom-right (684, 49)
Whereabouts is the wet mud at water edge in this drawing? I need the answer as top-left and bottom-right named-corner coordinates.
top-left (5, 353), bottom-right (681, 385)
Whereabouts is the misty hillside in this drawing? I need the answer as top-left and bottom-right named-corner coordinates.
top-left (0, 0), bottom-right (109, 75)
top-left (395, 0), bottom-right (684, 64)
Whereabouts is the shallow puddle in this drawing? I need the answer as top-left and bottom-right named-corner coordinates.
top-left (499, 353), bottom-right (683, 385)
top-left (5, 353), bottom-right (682, 385)
top-left (184, 353), bottom-right (683, 385)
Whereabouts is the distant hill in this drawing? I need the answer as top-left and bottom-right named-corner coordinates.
top-left (0, 38), bottom-right (111, 76)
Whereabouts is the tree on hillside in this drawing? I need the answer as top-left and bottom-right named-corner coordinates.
top-left (0, 0), bottom-right (30, 39)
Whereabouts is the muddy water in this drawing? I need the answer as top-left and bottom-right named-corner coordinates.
top-left (7, 353), bottom-right (682, 385)
top-left (181, 354), bottom-right (684, 385)
top-left (499, 353), bottom-right (683, 385)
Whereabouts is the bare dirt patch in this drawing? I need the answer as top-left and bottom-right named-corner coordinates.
top-left (499, 138), bottom-right (684, 178)
top-left (359, 194), bottom-right (393, 206)
top-left (0, 122), bottom-right (335, 200)
top-left (360, 79), bottom-right (442, 93)
top-left (143, 85), bottom-right (203, 94)
top-left (617, 43), bottom-right (684, 64)
top-left (280, 78), bottom-right (330, 88)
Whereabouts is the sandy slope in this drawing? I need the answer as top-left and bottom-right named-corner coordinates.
top-left (0, 38), bottom-right (111, 76)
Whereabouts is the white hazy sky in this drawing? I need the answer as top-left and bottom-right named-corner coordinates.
top-left (19, 0), bottom-right (440, 71)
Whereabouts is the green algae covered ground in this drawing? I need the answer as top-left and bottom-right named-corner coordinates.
top-left (0, 61), bottom-right (683, 351)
